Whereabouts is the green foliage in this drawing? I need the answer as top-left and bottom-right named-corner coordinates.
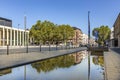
top-left (31, 54), bottom-right (75, 73)
top-left (92, 25), bottom-right (111, 46)
top-left (30, 20), bottom-right (74, 44)
top-left (92, 56), bottom-right (104, 67)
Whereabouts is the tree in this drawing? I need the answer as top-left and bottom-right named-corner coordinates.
top-left (30, 20), bottom-right (74, 45)
top-left (30, 20), bottom-right (56, 44)
top-left (58, 24), bottom-right (74, 43)
top-left (29, 20), bottom-right (42, 44)
top-left (92, 25), bottom-right (111, 46)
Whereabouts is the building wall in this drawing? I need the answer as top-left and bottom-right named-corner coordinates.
top-left (82, 34), bottom-right (88, 45)
top-left (113, 13), bottom-right (120, 47)
top-left (109, 27), bottom-right (114, 47)
top-left (72, 29), bottom-right (82, 46)
top-left (0, 25), bottom-right (29, 46)
top-left (118, 35), bottom-right (120, 47)
top-left (0, 17), bottom-right (12, 27)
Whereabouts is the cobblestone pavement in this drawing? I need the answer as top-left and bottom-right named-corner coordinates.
top-left (104, 48), bottom-right (120, 80)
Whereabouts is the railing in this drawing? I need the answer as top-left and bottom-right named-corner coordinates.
top-left (0, 45), bottom-right (80, 55)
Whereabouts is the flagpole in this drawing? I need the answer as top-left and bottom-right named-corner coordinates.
top-left (88, 11), bottom-right (90, 45)
top-left (88, 11), bottom-right (90, 80)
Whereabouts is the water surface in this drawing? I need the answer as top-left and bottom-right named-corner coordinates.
top-left (0, 50), bottom-right (104, 80)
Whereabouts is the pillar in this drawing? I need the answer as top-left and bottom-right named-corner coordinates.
top-left (23, 31), bottom-right (24, 46)
top-left (3, 27), bottom-right (5, 46)
top-left (20, 31), bottom-right (21, 46)
top-left (17, 29), bottom-right (18, 46)
top-left (27, 32), bottom-right (29, 45)
top-left (7, 29), bottom-right (9, 45)
top-left (10, 28), bottom-right (12, 46)
top-left (0, 30), bottom-right (1, 46)
top-left (14, 30), bottom-right (15, 46)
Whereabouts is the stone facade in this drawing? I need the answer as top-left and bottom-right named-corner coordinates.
top-left (113, 13), bottom-right (120, 47)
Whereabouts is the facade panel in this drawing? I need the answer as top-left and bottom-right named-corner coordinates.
top-left (0, 17), bottom-right (12, 27)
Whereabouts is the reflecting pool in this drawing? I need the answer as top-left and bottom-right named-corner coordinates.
top-left (0, 50), bottom-right (104, 80)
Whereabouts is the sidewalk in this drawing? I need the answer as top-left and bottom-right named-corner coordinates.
top-left (0, 47), bottom-right (87, 70)
top-left (104, 48), bottom-right (120, 80)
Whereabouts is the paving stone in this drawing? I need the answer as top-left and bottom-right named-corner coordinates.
top-left (104, 48), bottom-right (120, 80)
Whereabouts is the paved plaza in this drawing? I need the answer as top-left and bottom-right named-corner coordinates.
top-left (104, 48), bottom-right (120, 80)
top-left (0, 47), bottom-right (87, 70)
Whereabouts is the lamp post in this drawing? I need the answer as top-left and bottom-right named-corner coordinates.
top-left (24, 15), bottom-right (28, 53)
top-left (88, 11), bottom-right (90, 80)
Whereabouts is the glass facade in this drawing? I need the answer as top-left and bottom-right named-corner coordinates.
top-left (0, 17), bottom-right (12, 27)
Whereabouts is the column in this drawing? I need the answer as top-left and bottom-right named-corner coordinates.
top-left (7, 29), bottom-right (9, 45)
top-left (0, 30), bottom-right (1, 46)
top-left (14, 30), bottom-right (15, 46)
top-left (3, 27), bottom-right (5, 46)
top-left (17, 29), bottom-right (18, 46)
top-left (20, 31), bottom-right (21, 46)
top-left (27, 32), bottom-right (29, 45)
top-left (23, 31), bottom-right (24, 46)
top-left (10, 28), bottom-right (12, 46)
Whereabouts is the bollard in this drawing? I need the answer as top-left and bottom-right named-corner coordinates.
top-left (7, 44), bottom-right (9, 55)
top-left (49, 44), bottom-right (50, 51)
top-left (56, 45), bottom-right (57, 50)
top-left (40, 44), bottom-right (41, 52)
top-left (26, 44), bottom-right (28, 53)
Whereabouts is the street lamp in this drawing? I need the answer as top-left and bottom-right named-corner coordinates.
top-left (24, 15), bottom-right (28, 53)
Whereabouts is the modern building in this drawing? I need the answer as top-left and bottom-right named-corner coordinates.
top-left (0, 17), bottom-right (29, 46)
top-left (0, 17), bottom-right (12, 27)
top-left (113, 13), bottom-right (120, 47)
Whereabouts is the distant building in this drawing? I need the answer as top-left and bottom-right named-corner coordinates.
top-left (82, 34), bottom-right (88, 45)
top-left (109, 27), bottom-right (114, 47)
top-left (0, 17), bottom-right (12, 27)
top-left (72, 27), bottom-right (83, 46)
top-left (89, 37), bottom-right (97, 46)
top-left (113, 13), bottom-right (120, 47)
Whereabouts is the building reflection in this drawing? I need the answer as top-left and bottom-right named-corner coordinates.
top-left (0, 51), bottom-right (88, 77)
top-left (0, 69), bottom-right (12, 76)
top-left (72, 51), bottom-right (87, 64)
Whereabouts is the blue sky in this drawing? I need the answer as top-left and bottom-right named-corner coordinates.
top-left (0, 0), bottom-right (120, 35)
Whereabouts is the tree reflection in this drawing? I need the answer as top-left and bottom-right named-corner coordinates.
top-left (0, 69), bottom-right (11, 76)
top-left (31, 53), bottom-right (83, 73)
top-left (92, 56), bottom-right (104, 67)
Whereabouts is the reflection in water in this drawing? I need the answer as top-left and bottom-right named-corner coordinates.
top-left (31, 52), bottom-right (84, 73)
top-left (90, 51), bottom-right (104, 80)
top-left (24, 66), bottom-right (26, 80)
top-left (0, 50), bottom-right (104, 80)
top-left (0, 69), bottom-right (11, 76)
top-left (92, 56), bottom-right (104, 67)
top-left (88, 51), bottom-right (91, 80)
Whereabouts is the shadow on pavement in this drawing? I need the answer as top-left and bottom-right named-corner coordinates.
top-left (111, 48), bottom-right (120, 54)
